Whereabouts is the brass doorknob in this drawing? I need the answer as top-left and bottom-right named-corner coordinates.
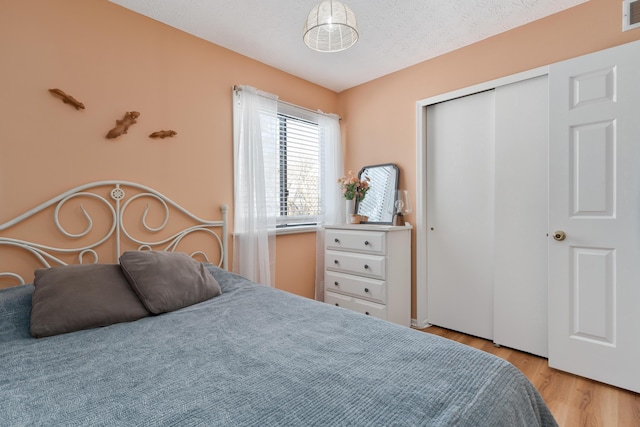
top-left (553, 231), bottom-right (566, 241)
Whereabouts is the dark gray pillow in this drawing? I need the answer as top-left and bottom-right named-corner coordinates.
top-left (30, 264), bottom-right (150, 338)
top-left (119, 251), bottom-right (221, 314)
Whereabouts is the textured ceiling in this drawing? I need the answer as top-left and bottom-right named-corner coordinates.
top-left (109, 0), bottom-right (588, 92)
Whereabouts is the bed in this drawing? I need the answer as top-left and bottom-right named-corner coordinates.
top-left (0, 181), bottom-right (557, 426)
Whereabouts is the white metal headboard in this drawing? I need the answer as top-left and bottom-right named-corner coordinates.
top-left (0, 181), bottom-right (228, 285)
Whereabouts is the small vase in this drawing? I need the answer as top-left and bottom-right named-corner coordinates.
top-left (345, 199), bottom-right (355, 223)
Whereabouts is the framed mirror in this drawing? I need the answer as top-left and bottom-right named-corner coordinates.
top-left (355, 163), bottom-right (399, 224)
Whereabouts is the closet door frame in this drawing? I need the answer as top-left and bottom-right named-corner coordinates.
top-left (414, 66), bottom-right (548, 328)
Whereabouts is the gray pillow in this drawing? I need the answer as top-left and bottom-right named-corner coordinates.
top-left (119, 251), bottom-right (221, 314)
top-left (30, 264), bottom-right (150, 338)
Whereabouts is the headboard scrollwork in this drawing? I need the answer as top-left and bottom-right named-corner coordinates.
top-left (0, 181), bottom-right (228, 286)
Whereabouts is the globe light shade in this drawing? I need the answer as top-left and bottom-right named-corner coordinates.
top-left (303, 0), bottom-right (359, 53)
top-left (392, 190), bottom-right (412, 226)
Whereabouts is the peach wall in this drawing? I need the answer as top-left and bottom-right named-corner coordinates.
top-left (3, 0), bottom-right (640, 314)
top-left (0, 0), bottom-right (338, 294)
top-left (275, 232), bottom-right (318, 299)
top-left (339, 0), bottom-right (640, 317)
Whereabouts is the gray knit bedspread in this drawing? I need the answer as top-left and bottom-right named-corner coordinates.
top-left (0, 266), bottom-right (557, 426)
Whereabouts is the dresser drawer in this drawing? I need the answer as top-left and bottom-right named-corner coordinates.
top-left (325, 271), bottom-right (386, 303)
top-left (325, 250), bottom-right (385, 280)
top-left (325, 229), bottom-right (386, 255)
top-left (325, 291), bottom-right (387, 320)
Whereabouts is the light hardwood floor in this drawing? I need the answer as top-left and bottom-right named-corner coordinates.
top-left (419, 326), bottom-right (640, 427)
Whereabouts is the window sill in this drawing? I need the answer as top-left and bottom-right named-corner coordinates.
top-left (232, 225), bottom-right (317, 238)
top-left (275, 225), bottom-right (317, 235)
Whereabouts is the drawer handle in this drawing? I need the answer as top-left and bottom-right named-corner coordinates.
top-left (364, 240), bottom-right (370, 246)
top-left (334, 260), bottom-right (339, 264)
top-left (365, 311), bottom-right (370, 315)
top-left (364, 287), bottom-right (369, 293)
top-left (334, 238), bottom-right (340, 243)
top-left (335, 303), bottom-right (339, 307)
top-left (334, 281), bottom-right (339, 286)
top-left (364, 264), bottom-right (369, 269)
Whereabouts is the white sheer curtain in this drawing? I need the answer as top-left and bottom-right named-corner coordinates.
top-left (232, 85), bottom-right (279, 286)
top-left (314, 113), bottom-right (344, 301)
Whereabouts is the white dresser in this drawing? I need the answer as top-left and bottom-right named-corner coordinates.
top-left (324, 224), bottom-right (412, 327)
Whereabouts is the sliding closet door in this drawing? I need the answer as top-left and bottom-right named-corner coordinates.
top-left (426, 90), bottom-right (496, 340)
top-left (493, 76), bottom-right (548, 357)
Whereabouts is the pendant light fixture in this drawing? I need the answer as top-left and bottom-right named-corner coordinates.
top-left (303, 0), bottom-right (359, 52)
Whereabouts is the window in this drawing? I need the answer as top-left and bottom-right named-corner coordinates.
top-left (233, 85), bottom-right (341, 285)
top-left (276, 103), bottom-right (321, 228)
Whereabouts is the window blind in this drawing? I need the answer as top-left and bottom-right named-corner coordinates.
top-left (277, 103), bottom-right (321, 227)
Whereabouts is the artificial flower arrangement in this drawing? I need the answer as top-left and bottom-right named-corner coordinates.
top-left (338, 171), bottom-right (371, 201)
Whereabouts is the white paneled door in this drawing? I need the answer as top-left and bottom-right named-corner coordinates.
top-left (548, 40), bottom-right (640, 393)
